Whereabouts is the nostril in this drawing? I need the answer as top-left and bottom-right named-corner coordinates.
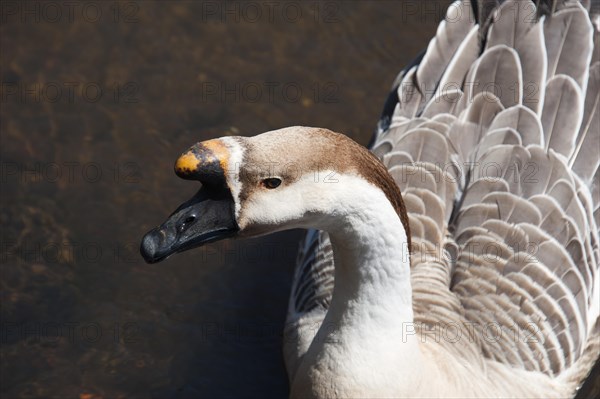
top-left (179, 216), bottom-right (196, 232)
top-left (183, 216), bottom-right (196, 224)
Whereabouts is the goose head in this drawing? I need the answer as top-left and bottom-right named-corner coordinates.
top-left (140, 126), bottom-right (409, 263)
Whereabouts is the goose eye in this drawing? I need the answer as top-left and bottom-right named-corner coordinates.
top-left (262, 178), bottom-right (282, 189)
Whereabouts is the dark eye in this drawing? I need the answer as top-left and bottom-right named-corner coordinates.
top-left (262, 178), bottom-right (282, 189)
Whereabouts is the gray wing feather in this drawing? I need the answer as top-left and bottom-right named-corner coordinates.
top-left (421, 88), bottom-right (464, 118)
top-left (283, 229), bottom-right (334, 380)
top-left (544, 2), bottom-right (594, 87)
top-left (571, 62), bottom-right (600, 183)
top-left (593, 17), bottom-right (600, 65)
top-left (431, 26), bottom-right (480, 114)
top-left (286, 229), bottom-right (333, 317)
top-left (395, 66), bottom-right (423, 119)
top-left (416, 1), bottom-right (476, 107)
top-left (542, 75), bottom-right (584, 157)
top-left (488, 105), bottom-right (543, 145)
top-left (471, 45), bottom-right (522, 108)
top-left (486, 0), bottom-right (547, 112)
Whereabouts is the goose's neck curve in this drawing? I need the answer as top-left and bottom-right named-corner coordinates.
top-left (291, 176), bottom-right (425, 398)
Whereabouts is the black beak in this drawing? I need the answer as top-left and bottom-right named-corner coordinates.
top-left (140, 185), bottom-right (238, 264)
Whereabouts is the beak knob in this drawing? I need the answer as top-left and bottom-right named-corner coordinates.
top-left (175, 151), bottom-right (201, 179)
top-left (174, 139), bottom-right (230, 185)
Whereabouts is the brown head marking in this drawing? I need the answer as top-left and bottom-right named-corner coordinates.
top-left (236, 127), bottom-right (411, 251)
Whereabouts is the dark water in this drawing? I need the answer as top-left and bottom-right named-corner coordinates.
top-left (1, 1), bottom-right (445, 397)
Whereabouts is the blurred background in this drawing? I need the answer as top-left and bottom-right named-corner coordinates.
top-left (1, 1), bottom-right (447, 397)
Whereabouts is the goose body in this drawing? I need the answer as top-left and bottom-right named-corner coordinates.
top-left (141, 0), bottom-right (600, 397)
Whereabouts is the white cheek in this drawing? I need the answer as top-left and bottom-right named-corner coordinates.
top-left (241, 182), bottom-right (310, 230)
top-left (238, 172), bottom-right (383, 233)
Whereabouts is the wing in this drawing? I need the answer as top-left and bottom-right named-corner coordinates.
top-left (283, 229), bottom-right (334, 380)
top-left (287, 0), bottom-right (600, 388)
top-left (445, 1), bottom-right (599, 381)
top-left (385, 0), bottom-right (600, 381)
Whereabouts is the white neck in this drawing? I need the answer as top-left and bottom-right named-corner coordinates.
top-left (290, 177), bottom-right (425, 398)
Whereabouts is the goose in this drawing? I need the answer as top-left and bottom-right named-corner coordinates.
top-left (140, 0), bottom-right (600, 397)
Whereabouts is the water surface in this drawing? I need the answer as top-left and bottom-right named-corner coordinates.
top-left (1, 1), bottom-right (444, 397)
